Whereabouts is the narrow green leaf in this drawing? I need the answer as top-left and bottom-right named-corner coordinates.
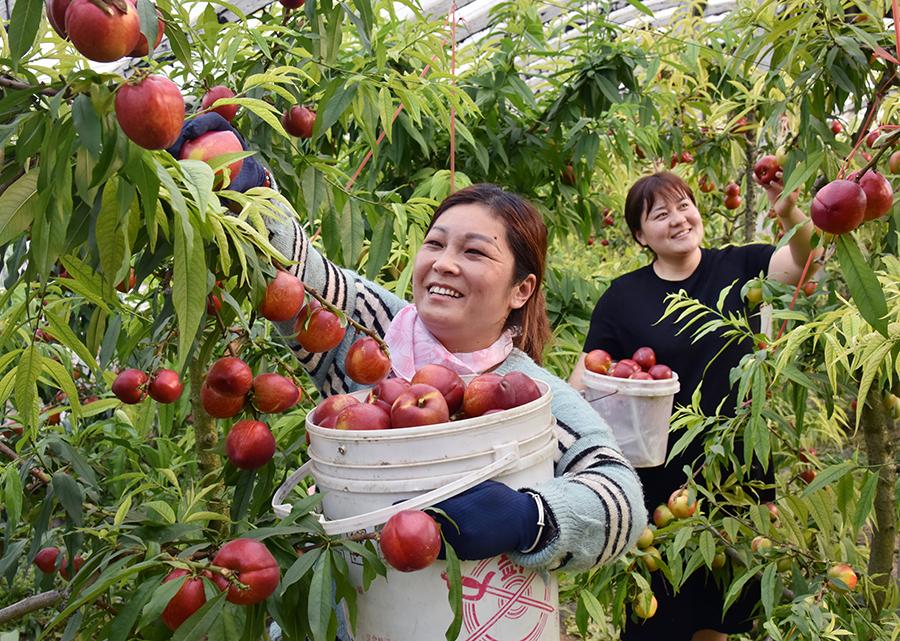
top-left (41, 356), bottom-right (82, 419)
top-left (172, 217), bottom-right (206, 369)
top-left (138, 575), bottom-right (186, 630)
top-left (315, 79), bottom-right (358, 139)
top-left (0, 171), bottom-right (38, 245)
top-left (96, 180), bottom-right (129, 290)
top-left (136, 0), bottom-right (159, 56)
top-left (307, 552), bottom-right (333, 641)
top-left (836, 235), bottom-right (889, 337)
top-left (44, 309), bottom-right (99, 371)
top-left (171, 590), bottom-right (227, 641)
top-left (365, 214), bottom-right (392, 280)
top-left (760, 564), bottom-right (776, 618)
top-left (104, 576), bottom-right (162, 641)
top-left (444, 541), bottom-right (462, 641)
top-left (14, 344), bottom-right (41, 429)
top-left (801, 461), bottom-right (854, 497)
top-left (51, 472), bottom-right (84, 527)
top-left (72, 95), bottom-right (102, 156)
top-left (852, 471), bottom-right (878, 533)
top-left (281, 546), bottom-right (321, 591)
top-left (10, 0), bottom-right (43, 64)
top-left (340, 200), bottom-right (365, 266)
top-left (4, 465), bottom-right (23, 529)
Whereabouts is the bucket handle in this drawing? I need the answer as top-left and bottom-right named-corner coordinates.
top-left (272, 443), bottom-right (520, 535)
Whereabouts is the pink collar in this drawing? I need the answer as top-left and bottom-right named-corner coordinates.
top-left (383, 304), bottom-right (514, 380)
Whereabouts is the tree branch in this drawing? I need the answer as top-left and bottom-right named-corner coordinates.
top-left (0, 75), bottom-right (63, 97)
top-left (0, 590), bottom-right (64, 625)
top-left (0, 438), bottom-right (51, 484)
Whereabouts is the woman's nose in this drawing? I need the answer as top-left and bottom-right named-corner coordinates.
top-left (432, 249), bottom-right (460, 273)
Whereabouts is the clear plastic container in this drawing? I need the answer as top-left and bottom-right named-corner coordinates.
top-left (582, 370), bottom-right (681, 467)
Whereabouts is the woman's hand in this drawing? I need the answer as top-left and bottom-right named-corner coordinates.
top-left (755, 171), bottom-right (799, 219)
top-left (166, 113), bottom-right (268, 193)
top-left (431, 480), bottom-right (542, 560)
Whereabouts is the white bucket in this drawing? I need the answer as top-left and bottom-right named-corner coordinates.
top-left (273, 378), bottom-right (560, 641)
top-left (582, 370), bottom-right (680, 468)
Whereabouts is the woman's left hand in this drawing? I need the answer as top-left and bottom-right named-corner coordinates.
top-left (431, 480), bottom-right (541, 560)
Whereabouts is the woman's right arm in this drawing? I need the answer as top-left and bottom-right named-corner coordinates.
top-left (264, 203), bottom-right (407, 396)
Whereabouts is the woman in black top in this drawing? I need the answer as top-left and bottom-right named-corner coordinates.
top-left (569, 171), bottom-right (820, 641)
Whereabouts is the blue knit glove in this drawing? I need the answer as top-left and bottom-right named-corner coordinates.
top-left (166, 113), bottom-right (268, 193)
top-left (432, 480), bottom-right (541, 561)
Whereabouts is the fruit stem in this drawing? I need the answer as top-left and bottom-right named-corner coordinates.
top-left (303, 284), bottom-right (390, 354)
top-left (853, 129), bottom-right (900, 178)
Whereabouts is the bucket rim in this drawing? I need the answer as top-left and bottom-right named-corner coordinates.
top-left (582, 369), bottom-right (680, 397)
top-left (308, 426), bottom-right (556, 470)
top-left (308, 379), bottom-right (553, 440)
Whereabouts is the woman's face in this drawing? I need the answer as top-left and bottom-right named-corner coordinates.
top-left (413, 203), bottom-right (536, 353)
top-left (635, 190), bottom-right (704, 259)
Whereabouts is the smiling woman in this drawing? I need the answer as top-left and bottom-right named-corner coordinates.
top-left (258, 174), bottom-right (645, 569)
top-left (569, 170), bottom-right (821, 641)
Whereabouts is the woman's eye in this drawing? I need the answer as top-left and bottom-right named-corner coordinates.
top-left (424, 239), bottom-right (442, 247)
top-left (466, 248), bottom-right (485, 256)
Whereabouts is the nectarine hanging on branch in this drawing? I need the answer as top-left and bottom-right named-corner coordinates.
top-left (810, 179), bottom-right (866, 234)
top-left (64, 0), bottom-right (140, 62)
top-left (115, 75), bottom-right (185, 150)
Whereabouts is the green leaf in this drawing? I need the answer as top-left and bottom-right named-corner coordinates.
top-left (136, 0), bottom-right (159, 56)
top-left (444, 541), bottom-right (462, 641)
top-left (4, 465), bottom-right (23, 529)
top-left (9, 0), bottom-right (43, 65)
top-left (801, 461), bottom-right (854, 497)
top-left (44, 309), bottom-right (99, 371)
top-left (0, 170), bottom-right (38, 245)
top-left (104, 576), bottom-right (161, 641)
top-left (172, 216), bottom-right (207, 369)
top-left (281, 546), bottom-right (321, 591)
top-left (14, 344), bottom-right (41, 429)
top-left (760, 563), bottom-right (776, 618)
top-left (139, 575), bottom-right (184, 630)
top-left (41, 356), bottom-right (82, 419)
top-left (225, 98), bottom-right (289, 138)
top-left (52, 472), bottom-right (84, 527)
top-left (836, 235), bottom-right (889, 337)
top-left (315, 78), bottom-right (358, 139)
top-left (96, 180), bottom-right (130, 290)
top-left (365, 214), bottom-right (393, 281)
top-left (722, 567), bottom-right (760, 614)
top-left (579, 589), bottom-right (605, 625)
top-left (307, 552), bottom-right (333, 641)
top-left (699, 529), bottom-right (715, 568)
top-left (852, 471), bottom-right (878, 534)
top-left (171, 590), bottom-right (227, 641)
top-left (340, 200), bottom-right (365, 266)
top-left (72, 95), bottom-right (102, 157)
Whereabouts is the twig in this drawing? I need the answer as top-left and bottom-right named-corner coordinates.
top-left (0, 590), bottom-right (64, 625)
top-left (0, 75), bottom-right (62, 97)
top-left (0, 439), bottom-right (51, 484)
top-left (303, 284), bottom-right (389, 352)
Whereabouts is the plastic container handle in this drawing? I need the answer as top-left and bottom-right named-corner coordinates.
top-left (272, 442), bottom-right (520, 535)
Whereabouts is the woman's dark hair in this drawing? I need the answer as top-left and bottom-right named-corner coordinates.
top-left (427, 184), bottom-right (552, 363)
top-left (624, 172), bottom-right (696, 243)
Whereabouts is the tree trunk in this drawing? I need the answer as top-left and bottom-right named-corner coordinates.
top-left (861, 386), bottom-right (898, 614)
top-left (189, 356), bottom-right (226, 522)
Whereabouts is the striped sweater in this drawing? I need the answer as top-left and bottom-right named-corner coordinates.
top-left (268, 212), bottom-right (646, 572)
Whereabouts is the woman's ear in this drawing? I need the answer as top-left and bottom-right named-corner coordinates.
top-left (510, 274), bottom-right (537, 310)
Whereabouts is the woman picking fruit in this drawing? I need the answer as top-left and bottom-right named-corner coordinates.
top-left (169, 115), bottom-right (647, 632)
top-left (568, 170), bottom-right (820, 641)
